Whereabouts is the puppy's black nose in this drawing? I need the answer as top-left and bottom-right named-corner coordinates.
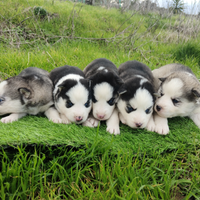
top-left (135, 123), bottom-right (142, 128)
top-left (156, 105), bottom-right (162, 112)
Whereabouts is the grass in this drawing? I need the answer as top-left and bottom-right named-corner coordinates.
top-left (0, 0), bottom-right (200, 199)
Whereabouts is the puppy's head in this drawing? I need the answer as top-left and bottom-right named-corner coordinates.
top-left (89, 70), bottom-right (123, 121)
top-left (54, 75), bottom-right (92, 124)
top-left (154, 72), bottom-right (200, 118)
top-left (0, 75), bottom-right (45, 115)
top-left (117, 77), bottom-right (155, 128)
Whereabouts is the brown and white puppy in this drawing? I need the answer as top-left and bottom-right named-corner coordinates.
top-left (0, 67), bottom-right (61, 123)
top-left (153, 63), bottom-right (200, 135)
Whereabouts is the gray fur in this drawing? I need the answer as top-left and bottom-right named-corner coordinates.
top-left (0, 67), bottom-right (54, 119)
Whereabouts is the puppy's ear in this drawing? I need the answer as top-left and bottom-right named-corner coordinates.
top-left (192, 88), bottom-right (200, 104)
top-left (18, 88), bottom-right (31, 99)
top-left (57, 84), bottom-right (65, 93)
top-left (118, 85), bottom-right (127, 95)
top-left (159, 77), bottom-right (166, 82)
top-left (192, 88), bottom-right (200, 97)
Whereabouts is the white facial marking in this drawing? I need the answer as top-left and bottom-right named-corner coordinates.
top-left (98, 66), bottom-right (105, 71)
top-left (98, 66), bottom-right (108, 73)
top-left (117, 88), bottom-right (154, 129)
top-left (55, 80), bottom-right (91, 124)
top-left (93, 82), bottom-right (115, 120)
top-left (53, 74), bottom-right (83, 95)
top-left (135, 75), bottom-right (148, 85)
top-left (155, 78), bottom-right (196, 118)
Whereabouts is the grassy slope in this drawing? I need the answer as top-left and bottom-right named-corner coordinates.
top-left (0, 0), bottom-right (200, 199)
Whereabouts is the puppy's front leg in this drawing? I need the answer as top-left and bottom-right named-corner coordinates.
top-left (146, 114), bottom-right (155, 132)
top-left (45, 107), bottom-right (62, 123)
top-left (1, 113), bottom-right (27, 123)
top-left (189, 113), bottom-right (200, 128)
top-left (106, 108), bottom-right (120, 135)
top-left (82, 113), bottom-right (99, 127)
top-left (154, 113), bottom-right (169, 135)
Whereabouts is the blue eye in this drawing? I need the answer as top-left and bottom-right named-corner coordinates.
top-left (84, 100), bottom-right (90, 108)
top-left (66, 100), bottom-right (74, 108)
top-left (126, 105), bottom-right (136, 113)
top-left (107, 97), bottom-right (115, 106)
top-left (172, 98), bottom-right (180, 106)
top-left (145, 106), bottom-right (152, 114)
top-left (0, 97), bottom-right (5, 104)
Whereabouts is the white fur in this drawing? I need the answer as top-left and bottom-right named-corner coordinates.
top-left (98, 66), bottom-right (105, 71)
top-left (55, 81), bottom-right (91, 124)
top-left (53, 74), bottom-right (83, 95)
top-left (1, 113), bottom-right (27, 123)
top-left (82, 114), bottom-right (99, 127)
top-left (117, 88), bottom-right (154, 129)
top-left (98, 66), bottom-right (108, 73)
top-left (154, 113), bottom-right (169, 135)
top-left (106, 108), bottom-right (120, 135)
top-left (44, 107), bottom-right (62, 123)
top-left (93, 82), bottom-right (115, 120)
top-left (155, 78), bottom-right (196, 118)
top-left (135, 75), bottom-right (148, 85)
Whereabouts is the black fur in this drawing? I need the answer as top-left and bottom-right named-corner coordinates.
top-left (50, 65), bottom-right (90, 103)
top-left (50, 65), bottom-right (85, 86)
top-left (83, 58), bottom-right (123, 100)
top-left (118, 60), bottom-right (156, 102)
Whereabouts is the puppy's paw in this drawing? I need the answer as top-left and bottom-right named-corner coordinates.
top-left (60, 115), bottom-right (71, 124)
top-left (49, 116), bottom-right (62, 124)
top-left (146, 117), bottom-right (155, 132)
top-left (154, 124), bottom-right (169, 135)
top-left (1, 116), bottom-right (18, 123)
top-left (82, 117), bottom-right (99, 127)
top-left (1, 113), bottom-right (26, 123)
top-left (119, 113), bottom-right (126, 124)
top-left (190, 113), bottom-right (200, 128)
top-left (106, 124), bottom-right (120, 135)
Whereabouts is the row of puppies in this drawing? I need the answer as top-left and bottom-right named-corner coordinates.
top-left (0, 58), bottom-right (200, 135)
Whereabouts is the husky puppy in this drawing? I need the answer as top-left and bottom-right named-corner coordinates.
top-left (117, 60), bottom-right (156, 131)
top-left (0, 67), bottom-right (61, 123)
top-left (50, 65), bottom-right (92, 124)
top-left (153, 63), bottom-right (200, 135)
top-left (83, 58), bottom-right (123, 135)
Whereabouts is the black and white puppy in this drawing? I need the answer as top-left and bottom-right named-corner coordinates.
top-left (117, 60), bottom-right (156, 131)
top-left (153, 63), bottom-right (200, 135)
top-left (50, 65), bottom-right (92, 124)
top-left (0, 67), bottom-right (61, 123)
top-left (83, 58), bottom-right (123, 135)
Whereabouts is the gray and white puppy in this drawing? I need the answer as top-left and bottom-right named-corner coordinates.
top-left (153, 63), bottom-right (200, 135)
top-left (0, 67), bottom-right (61, 123)
top-left (83, 58), bottom-right (123, 135)
top-left (50, 65), bottom-right (92, 124)
top-left (117, 60), bottom-right (156, 131)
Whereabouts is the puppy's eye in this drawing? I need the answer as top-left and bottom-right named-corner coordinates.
top-left (159, 92), bottom-right (164, 98)
top-left (126, 105), bottom-right (137, 113)
top-left (145, 106), bottom-right (152, 114)
top-left (66, 100), bottom-right (74, 108)
top-left (92, 96), bottom-right (97, 103)
top-left (107, 97), bottom-right (115, 106)
top-left (172, 98), bottom-right (180, 106)
top-left (0, 97), bottom-right (5, 104)
top-left (84, 100), bottom-right (90, 108)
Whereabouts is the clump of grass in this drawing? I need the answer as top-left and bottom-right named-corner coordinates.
top-left (171, 42), bottom-right (200, 65)
top-left (33, 6), bottom-right (48, 19)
